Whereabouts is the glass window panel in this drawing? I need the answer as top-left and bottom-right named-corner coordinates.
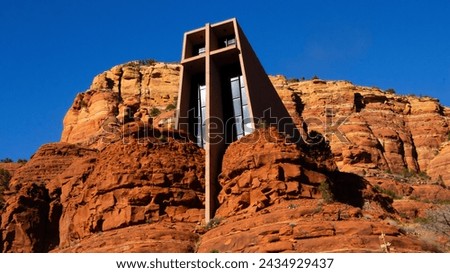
top-left (199, 85), bottom-right (206, 107)
top-left (197, 100), bottom-right (202, 118)
top-left (235, 116), bottom-right (243, 136)
top-left (202, 124), bottom-right (206, 144)
top-left (196, 123), bottom-right (203, 147)
top-left (200, 97), bottom-right (206, 108)
top-left (241, 87), bottom-right (248, 105)
top-left (235, 115), bottom-right (243, 124)
top-left (230, 78), bottom-right (240, 99)
top-left (239, 76), bottom-right (245, 88)
top-left (242, 105), bottom-right (250, 119)
top-left (201, 107), bottom-right (206, 123)
top-left (233, 98), bottom-right (242, 116)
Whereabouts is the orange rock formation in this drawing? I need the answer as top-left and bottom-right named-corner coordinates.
top-left (1, 62), bottom-right (450, 253)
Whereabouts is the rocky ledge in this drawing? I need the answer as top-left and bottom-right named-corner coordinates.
top-left (1, 62), bottom-right (450, 252)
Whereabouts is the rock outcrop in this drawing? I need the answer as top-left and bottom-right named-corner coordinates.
top-left (61, 61), bottom-right (180, 149)
top-left (197, 127), bottom-right (445, 253)
top-left (61, 64), bottom-right (450, 185)
top-left (0, 163), bottom-right (23, 176)
top-left (215, 127), bottom-right (337, 217)
top-left (54, 222), bottom-right (200, 253)
top-left (428, 143), bottom-right (450, 185)
top-left (2, 62), bottom-right (450, 253)
top-left (198, 200), bottom-right (437, 253)
top-left (1, 127), bottom-right (205, 252)
top-left (0, 163), bottom-right (22, 212)
top-left (272, 77), bottom-right (450, 185)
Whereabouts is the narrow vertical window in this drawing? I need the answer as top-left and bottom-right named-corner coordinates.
top-left (240, 76), bottom-right (253, 135)
top-left (230, 76), bottom-right (253, 140)
top-left (196, 84), bottom-right (206, 147)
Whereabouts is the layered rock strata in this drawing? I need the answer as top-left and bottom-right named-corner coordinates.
top-left (2, 62), bottom-right (450, 253)
top-left (1, 128), bottom-right (205, 252)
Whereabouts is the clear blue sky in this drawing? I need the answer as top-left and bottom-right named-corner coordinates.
top-left (1, 0), bottom-right (449, 160)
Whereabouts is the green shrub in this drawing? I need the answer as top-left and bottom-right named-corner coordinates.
top-left (205, 217), bottom-right (223, 230)
top-left (157, 134), bottom-right (167, 142)
top-left (417, 171), bottom-right (430, 179)
top-left (401, 168), bottom-right (414, 178)
top-left (319, 180), bottom-right (334, 203)
top-left (17, 159), bottom-right (28, 164)
top-left (414, 217), bottom-right (430, 224)
top-left (255, 119), bottom-right (268, 129)
top-left (313, 203), bottom-right (323, 214)
top-left (385, 88), bottom-right (396, 94)
top-left (287, 78), bottom-right (300, 83)
top-left (384, 189), bottom-right (402, 199)
top-left (435, 200), bottom-right (450, 205)
top-left (149, 107), bottom-right (161, 117)
top-left (373, 184), bottom-right (402, 200)
top-left (138, 59), bottom-right (156, 66)
top-left (126, 59), bottom-right (157, 67)
top-left (0, 168), bottom-right (11, 189)
top-left (165, 104), bottom-right (176, 111)
top-left (0, 158), bottom-right (13, 163)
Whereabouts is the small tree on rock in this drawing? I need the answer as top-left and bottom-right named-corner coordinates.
top-left (0, 158), bottom-right (13, 163)
top-left (0, 168), bottom-right (11, 190)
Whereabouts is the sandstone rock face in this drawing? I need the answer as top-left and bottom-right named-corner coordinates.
top-left (428, 143), bottom-right (450, 186)
top-left (216, 127), bottom-right (337, 217)
top-left (58, 135), bottom-right (205, 249)
top-left (393, 200), bottom-right (434, 219)
top-left (198, 200), bottom-right (436, 253)
top-left (1, 144), bottom-right (97, 252)
top-left (6, 125), bottom-right (445, 253)
top-left (1, 132), bottom-right (205, 252)
top-left (0, 145), bottom-right (96, 250)
top-left (365, 174), bottom-right (450, 217)
top-left (271, 77), bottom-right (450, 184)
top-left (8, 143), bottom-right (98, 188)
top-left (61, 64), bottom-right (450, 184)
top-left (61, 62), bottom-right (180, 148)
top-left (0, 163), bottom-right (22, 212)
top-left (3, 62), bottom-right (450, 253)
top-left (54, 222), bottom-right (200, 253)
top-left (199, 127), bottom-right (443, 253)
top-left (0, 163), bottom-right (23, 176)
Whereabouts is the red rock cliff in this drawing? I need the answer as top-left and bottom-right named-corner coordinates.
top-left (1, 62), bottom-right (450, 253)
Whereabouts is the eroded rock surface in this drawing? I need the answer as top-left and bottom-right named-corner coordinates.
top-left (195, 127), bottom-right (445, 253)
top-left (2, 63), bottom-right (450, 253)
top-left (1, 130), bottom-right (205, 252)
top-left (272, 77), bottom-right (450, 185)
top-left (61, 61), bottom-right (180, 149)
